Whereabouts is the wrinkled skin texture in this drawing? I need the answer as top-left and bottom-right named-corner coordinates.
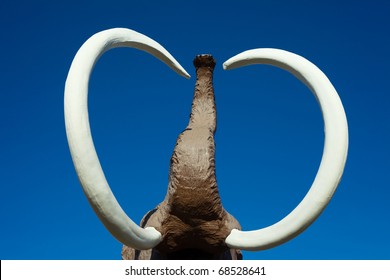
top-left (122, 55), bottom-right (242, 260)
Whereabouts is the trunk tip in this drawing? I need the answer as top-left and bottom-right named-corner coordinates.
top-left (193, 54), bottom-right (216, 69)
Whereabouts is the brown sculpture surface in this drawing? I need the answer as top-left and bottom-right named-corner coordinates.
top-left (122, 55), bottom-right (242, 260)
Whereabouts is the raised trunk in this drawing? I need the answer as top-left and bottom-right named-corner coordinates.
top-left (167, 55), bottom-right (222, 219)
top-left (155, 55), bottom-right (237, 255)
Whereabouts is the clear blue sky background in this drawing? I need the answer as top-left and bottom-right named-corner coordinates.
top-left (0, 0), bottom-right (389, 260)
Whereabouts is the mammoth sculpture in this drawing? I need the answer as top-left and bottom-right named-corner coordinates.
top-left (64, 28), bottom-right (348, 260)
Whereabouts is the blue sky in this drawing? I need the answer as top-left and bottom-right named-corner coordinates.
top-left (0, 0), bottom-right (389, 260)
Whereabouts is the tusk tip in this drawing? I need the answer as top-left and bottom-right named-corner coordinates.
top-left (222, 62), bottom-right (229, 70)
top-left (222, 60), bottom-right (235, 70)
top-left (144, 226), bottom-right (163, 239)
top-left (177, 68), bottom-right (191, 79)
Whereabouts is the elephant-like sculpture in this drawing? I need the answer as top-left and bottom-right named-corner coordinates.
top-left (122, 54), bottom-right (242, 260)
top-left (64, 28), bottom-right (348, 260)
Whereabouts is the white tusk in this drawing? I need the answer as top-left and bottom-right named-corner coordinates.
top-left (64, 28), bottom-right (189, 250)
top-left (223, 48), bottom-right (348, 251)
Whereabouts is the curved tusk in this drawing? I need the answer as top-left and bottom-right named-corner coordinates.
top-left (223, 48), bottom-right (348, 251)
top-left (64, 28), bottom-right (190, 250)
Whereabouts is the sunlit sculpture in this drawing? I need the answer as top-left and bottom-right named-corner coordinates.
top-left (64, 28), bottom-right (348, 259)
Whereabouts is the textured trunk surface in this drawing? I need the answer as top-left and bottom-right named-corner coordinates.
top-left (122, 55), bottom-right (241, 260)
top-left (167, 55), bottom-right (222, 224)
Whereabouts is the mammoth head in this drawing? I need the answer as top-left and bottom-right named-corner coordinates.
top-left (64, 28), bottom-right (348, 259)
